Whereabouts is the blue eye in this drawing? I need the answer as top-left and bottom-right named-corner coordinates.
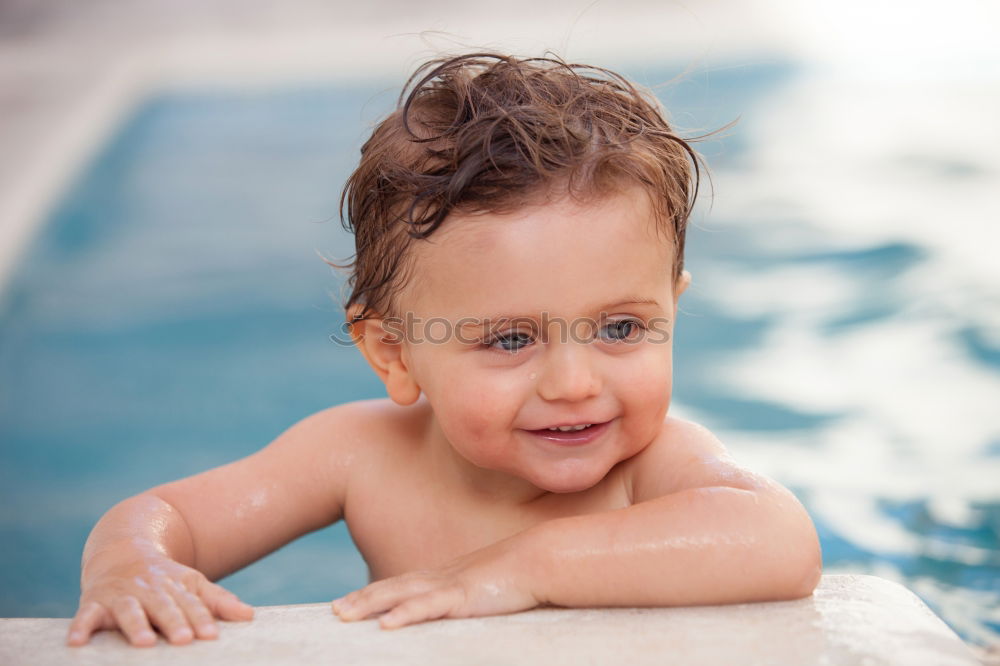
top-left (486, 331), bottom-right (534, 353)
top-left (600, 319), bottom-right (645, 342)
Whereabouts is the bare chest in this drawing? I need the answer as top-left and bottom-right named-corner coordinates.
top-left (342, 457), bottom-right (631, 582)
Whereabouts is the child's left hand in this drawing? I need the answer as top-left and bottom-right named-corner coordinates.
top-left (331, 533), bottom-right (542, 629)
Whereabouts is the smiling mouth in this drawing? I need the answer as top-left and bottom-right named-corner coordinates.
top-left (524, 420), bottom-right (611, 445)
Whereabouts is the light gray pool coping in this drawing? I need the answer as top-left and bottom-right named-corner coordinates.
top-left (0, 575), bottom-right (985, 665)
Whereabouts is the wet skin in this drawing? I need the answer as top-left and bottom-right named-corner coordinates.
top-left (67, 185), bottom-right (821, 644)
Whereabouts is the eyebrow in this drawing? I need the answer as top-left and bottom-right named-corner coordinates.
top-left (459, 298), bottom-right (663, 328)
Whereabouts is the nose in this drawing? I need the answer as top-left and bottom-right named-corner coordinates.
top-left (536, 339), bottom-right (602, 403)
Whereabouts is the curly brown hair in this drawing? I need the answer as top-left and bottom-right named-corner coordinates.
top-left (332, 52), bottom-right (721, 323)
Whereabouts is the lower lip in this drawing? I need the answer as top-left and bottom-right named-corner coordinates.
top-left (523, 420), bottom-right (611, 446)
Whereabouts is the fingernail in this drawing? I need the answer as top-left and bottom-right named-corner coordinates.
top-left (68, 631), bottom-right (83, 642)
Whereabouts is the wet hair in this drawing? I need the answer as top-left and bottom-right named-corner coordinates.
top-left (332, 51), bottom-right (720, 323)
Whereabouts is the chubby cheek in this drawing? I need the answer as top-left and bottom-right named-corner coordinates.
top-left (619, 348), bottom-right (674, 442)
top-left (420, 355), bottom-right (527, 462)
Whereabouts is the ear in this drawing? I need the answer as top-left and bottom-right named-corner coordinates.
top-left (347, 307), bottom-right (421, 406)
top-left (673, 270), bottom-right (691, 316)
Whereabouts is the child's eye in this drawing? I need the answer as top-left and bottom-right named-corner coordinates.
top-left (485, 331), bottom-right (534, 353)
top-left (599, 318), bottom-right (646, 342)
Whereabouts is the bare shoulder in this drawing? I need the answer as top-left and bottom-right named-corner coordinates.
top-left (302, 397), bottom-right (414, 452)
top-left (625, 415), bottom-right (771, 504)
top-left (278, 397), bottom-right (427, 491)
top-left (249, 398), bottom-right (393, 484)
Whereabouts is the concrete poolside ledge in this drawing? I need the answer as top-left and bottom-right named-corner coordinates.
top-left (0, 575), bottom-right (982, 665)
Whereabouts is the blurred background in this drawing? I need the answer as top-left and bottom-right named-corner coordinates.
top-left (0, 0), bottom-right (997, 656)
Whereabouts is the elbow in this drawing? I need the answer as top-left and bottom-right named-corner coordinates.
top-left (787, 542), bottom-right (823, 599)
top-left (760, 538), bottom-right (821, 602)
top-left (777, 510), bottom-right (823, 600)
top-left (759, 487), bottom-right (823, 601)
top-left (753, 532), bottom-right (822, 603)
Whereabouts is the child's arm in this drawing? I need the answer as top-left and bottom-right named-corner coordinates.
top-left (332, 418), bottom-right (821, 629)
top-left (527, 419), bottom-right (822, 609)
top-left (67, 494), bottom-right (255, 647)
top-left (67, 402), bottom-right (361, 647)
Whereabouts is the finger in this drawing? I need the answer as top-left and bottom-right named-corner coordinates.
top-left (379, 588), bottom-right (461, 630)
top-left (109, 596), bottom-right (158, 647)
top-left (199, 580), bottom-right (254, 622)
top-left (140, 586), bottom-right (194, 645)
top-left (66, 601), bottom-right (111, 646)
top-left (165, 579), bottom-right (219, 640)
top-left (333, 584), bottom-right (397, 621)
top-left (335, 576), bottom-right (438, 622)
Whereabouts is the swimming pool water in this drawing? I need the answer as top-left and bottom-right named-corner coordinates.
top-left (1, 60), bottom-right (997, 648)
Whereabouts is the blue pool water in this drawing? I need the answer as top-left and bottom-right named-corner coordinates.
top-left (1, 60), bottom-right (997, 648)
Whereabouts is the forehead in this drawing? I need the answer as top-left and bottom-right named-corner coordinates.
top-left (400, 186), bottom-right (674, 317)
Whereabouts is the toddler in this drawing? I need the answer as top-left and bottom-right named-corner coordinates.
top-left (67, 52), bottom-right (822, 647)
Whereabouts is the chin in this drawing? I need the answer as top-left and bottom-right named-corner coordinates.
top-left (533, 467), bottom-right (608, 494)
top-left (545, 483), bottom-right (597, 494)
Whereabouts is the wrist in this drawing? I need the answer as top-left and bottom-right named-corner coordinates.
top-left (81, 538), bottom-right (168, 586)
